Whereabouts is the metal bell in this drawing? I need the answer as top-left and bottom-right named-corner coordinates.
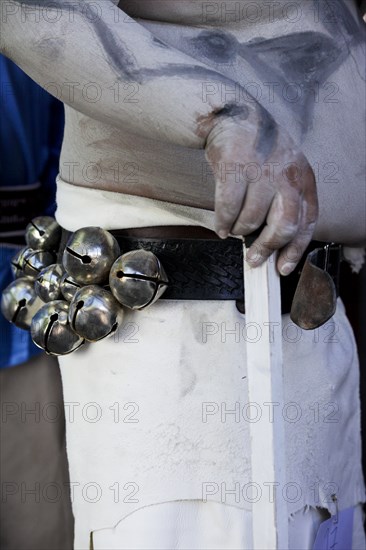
top-left (68, 285), bottom-right (123, 342)
top-left (10, 247), bottom-right (33, 279)
top-left (31, 300), bottom-right (85, 356)
top-left (34, 264), bottom-right (64, 302)
top-left (1, 278), bottom-right (43, 330)
top-left (25, 216), bottom-right (61, 251)
top-left (62, 227), bottom-right (120, 285)
top-left (60, 273), bottom-right (82, 302)
top-left (109, 249), bottom-right (168, 310)
top-left (60, 274), bottom-right (109, 302)
top-left (22, 249), bottom-right (56, 279)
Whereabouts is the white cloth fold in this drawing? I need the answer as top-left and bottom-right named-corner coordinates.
top-left (59, 299), bottom-right (365, 549)
top-left (55, 177), bottom-right (216, 233)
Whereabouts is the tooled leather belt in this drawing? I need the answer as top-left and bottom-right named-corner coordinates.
top-left (58, 226), bottom-right (340, 314)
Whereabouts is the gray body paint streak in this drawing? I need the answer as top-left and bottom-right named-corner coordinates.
top-left (18, 0), bottom-right (141, 80)
top-left (314, 0), bottom-right (365, 45)
top-left (241, 31), bottom-right (346, 134)
top-left (152, 37), bottom-right (170, 49)
top-left (188, 28), bottom-right (346, 136)
top-left (20, 0), bottom-right (279, 157)
top-left (87, 9), bottom-right (141, 81)
top-left (19, 0), bottom-right (240, 86)
top-left (255, 104), bottom-right (278, 160)
top-left (18, 0), bottom-right (353, 144)
top-left (214, 104), bottom-right (249, 119)
top-left (141, 64), bottom-right (241, 86)
top-left (191, 30), bottom-right (239, 64)
top-left (313, 0), bottom-right (366, 81)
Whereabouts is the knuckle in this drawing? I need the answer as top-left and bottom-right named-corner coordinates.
top-left (215, 201), bottom-right (237, 222)
top-left (274, 221), bottom-right (298, 241)
top-left (234, 219), bottom-right (259, 234)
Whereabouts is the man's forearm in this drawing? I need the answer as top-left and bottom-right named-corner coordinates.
top-left (1, 0), bottom-right (258, 147)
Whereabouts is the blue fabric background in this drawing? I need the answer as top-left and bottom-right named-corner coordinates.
top-left (0, 55), bottom-right (64, 368)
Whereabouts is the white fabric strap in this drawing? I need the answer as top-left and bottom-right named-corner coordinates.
top-left (243, 247), bottom-right (288, 549)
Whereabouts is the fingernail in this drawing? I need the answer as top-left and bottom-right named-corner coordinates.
top-left (218, 230), bottom-right (228, 239)
top-left (280, 263), bottom-right (294, 276)
top-left (246, 252), bottom-right (262, 266)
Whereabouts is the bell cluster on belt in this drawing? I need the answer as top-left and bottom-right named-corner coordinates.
top-left (1, 217), bottom-right (169, 356)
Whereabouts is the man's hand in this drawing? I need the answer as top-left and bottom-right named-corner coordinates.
top-left (204, 106), bottom-right (318, 276)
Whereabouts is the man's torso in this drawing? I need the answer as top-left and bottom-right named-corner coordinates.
top-left (59, 0), bottom-right (366, 241)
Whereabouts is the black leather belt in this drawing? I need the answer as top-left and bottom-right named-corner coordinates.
top-left (59, 227), bottom-right (340, 314)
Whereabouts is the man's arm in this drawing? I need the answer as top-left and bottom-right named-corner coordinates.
top-left (1, 0), bottom-right (244, 147)
top-left (1, 0), bottom-right (319, 273)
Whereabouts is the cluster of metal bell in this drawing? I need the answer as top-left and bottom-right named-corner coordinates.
top-left (1, 217), bottom-right (168, 356)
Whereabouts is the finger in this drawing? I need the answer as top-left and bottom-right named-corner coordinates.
top-left (231, 179), bottom-right (274, 235)
top-left (276, 227), bottom-right (314, 276)
top-left (246, 191), bottom-right (301, 266)
top-left (204, 122), bottom-right (248, 238)
top-left (214, 168), bottom-right (248, 238)
top-left (277, 190), bottom-right (318, 276)
top-left (301, 162), bottom-right (319, 226)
